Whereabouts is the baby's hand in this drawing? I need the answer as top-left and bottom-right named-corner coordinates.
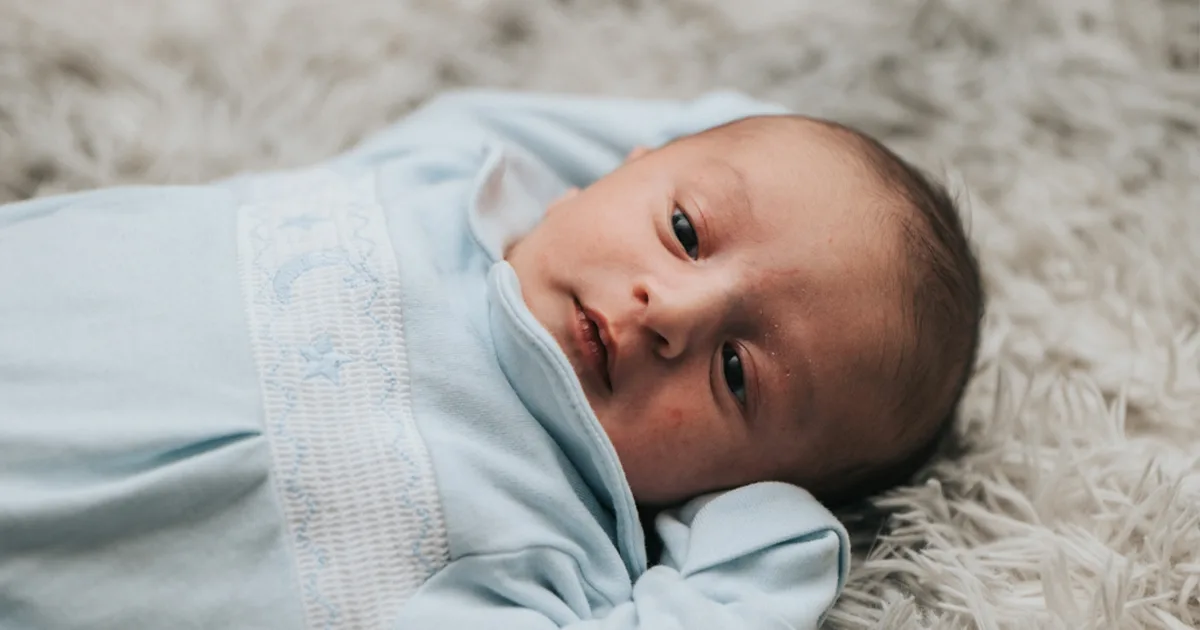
top-left (629, 481), bottom-right (849, 630)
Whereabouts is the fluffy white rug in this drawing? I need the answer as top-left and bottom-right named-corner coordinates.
top-left (2, 0), bottom-right (1198, 627)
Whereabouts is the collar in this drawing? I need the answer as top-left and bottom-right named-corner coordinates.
top-left (468, 143), bottom-right (648, 577)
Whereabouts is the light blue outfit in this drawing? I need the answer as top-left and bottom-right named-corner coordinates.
top-left (0, 91), bottom-right (850, 629)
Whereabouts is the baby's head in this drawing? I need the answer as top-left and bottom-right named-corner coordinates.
top-left (506, 115), bottom-right (983, 508)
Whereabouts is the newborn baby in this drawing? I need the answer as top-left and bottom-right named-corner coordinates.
top-left (0, 91), bottom-right (982, 630)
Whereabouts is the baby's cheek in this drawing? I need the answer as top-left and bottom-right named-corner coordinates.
top-left (651, 405), bottom-right (713, 454)
top-left (618, 389), bottom-right (714, 455)
top-left (649, 406), bottom-right (692, 441)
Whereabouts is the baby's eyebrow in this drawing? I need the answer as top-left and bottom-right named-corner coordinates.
top-left (721, 162), bottom-right (754, 218)
top-left (700, 162), bottom-right (768, 255)
top-left (697, 160), bottom-right (756, 240)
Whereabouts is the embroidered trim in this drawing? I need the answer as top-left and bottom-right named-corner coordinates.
top-left (236, 168), bottom-right (448, 629)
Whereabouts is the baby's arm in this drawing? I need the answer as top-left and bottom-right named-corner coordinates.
top-left (395, 482), bottom-right (850, 630)
top-left (340, 89), bottom-right (788, 187)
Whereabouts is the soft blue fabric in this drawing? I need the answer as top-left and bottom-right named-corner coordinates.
top-left (0, 90), bottom-right (850, 629)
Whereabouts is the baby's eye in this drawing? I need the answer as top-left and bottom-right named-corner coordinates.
top-left (671, 208), bottom-right (699, 260)
top-left (721, 343), bottom-right (746, 406)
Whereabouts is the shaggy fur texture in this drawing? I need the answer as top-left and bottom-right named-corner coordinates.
top-left (2, 0), bottom-right (1198, 627)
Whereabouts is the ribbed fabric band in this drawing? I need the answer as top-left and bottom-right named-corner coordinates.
top-left (236, 167), bottom-right (448, 629)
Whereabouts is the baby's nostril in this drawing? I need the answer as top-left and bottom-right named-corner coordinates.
top-left (633, 285), bottom-right (650, 306)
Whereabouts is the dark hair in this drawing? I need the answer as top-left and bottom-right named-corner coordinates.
top-left (811, 120), bottom-right (985, 510)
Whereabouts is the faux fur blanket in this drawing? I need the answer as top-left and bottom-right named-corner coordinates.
top-left (2, 0), bottom-right (1197, 627)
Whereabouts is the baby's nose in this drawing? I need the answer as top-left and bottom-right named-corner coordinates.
top-left (633, 272), bottom-right (728, 360)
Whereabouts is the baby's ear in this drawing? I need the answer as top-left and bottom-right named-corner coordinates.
top-left (626, 146), bottom-right (651, 162)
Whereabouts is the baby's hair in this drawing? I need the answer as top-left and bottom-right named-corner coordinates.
top-left (810, 119), bottom-right (985, 509)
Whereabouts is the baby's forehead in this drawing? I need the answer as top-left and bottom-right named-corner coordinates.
top-left (664, 114), bottom-right (915, 273)
top-left (693, 114), bottom-right (853, 154)
top-left (690, 117), bottom-right (897, 205)
top-left (688, 121), bottom-right (905, 231)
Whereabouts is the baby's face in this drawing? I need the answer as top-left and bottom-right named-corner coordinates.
top-left (506, 119), bottom-right (907, 505)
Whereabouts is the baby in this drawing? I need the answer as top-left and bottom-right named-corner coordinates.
top-left (0, 91), bottom-right (982, 629)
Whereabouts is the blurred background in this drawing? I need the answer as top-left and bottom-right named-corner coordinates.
top-left (1, 1), bottom-right (1198, 627)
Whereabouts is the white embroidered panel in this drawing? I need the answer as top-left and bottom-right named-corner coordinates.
top-left (236, 167), bottom-right (449, 629)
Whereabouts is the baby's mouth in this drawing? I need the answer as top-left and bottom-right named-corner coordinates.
top-left (574, 298), bottom-right (613, 392)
